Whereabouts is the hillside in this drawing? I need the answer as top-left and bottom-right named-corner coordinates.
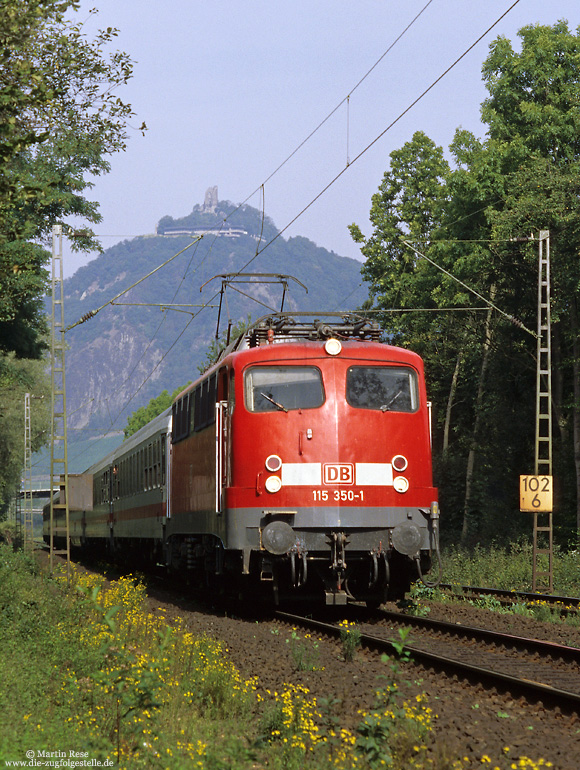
top-left (59, 197), bottom-right (369, 447)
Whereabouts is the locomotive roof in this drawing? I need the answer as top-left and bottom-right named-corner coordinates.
top-left (173, 311), bottom-right (424, 403)
top-left (229, 338), bottom-right (423, 367)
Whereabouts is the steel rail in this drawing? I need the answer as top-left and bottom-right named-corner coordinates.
top-left (275, 611), bottom-right (580, 714)
top-left (437, 584), bottom-right (580, 610)
top-left (375, 608), bottom-right (580, 662)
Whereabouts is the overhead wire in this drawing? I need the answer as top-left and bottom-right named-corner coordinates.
top-left (65, 236), bottom-right (203, 331)
top-left (183, 0), bottom-right (436, 238)
top-left (64, 0), bottom-right (523, 455)
top-left (65, 0), bottom-right (436, 344)
top-left (63, 287), bottom-right (222, 469)
top-left (78, 236), bottom-right (202, 428)
top-left (242, 0), bottom-right (435, 200)
top-left (97, 289), bottom-right (222, 433)
top-left (401, 239), bottom-right (536, 336)
top-left (69, 215), bottom-right (228, 437)
top-left (225, 0), bottom-right (523, 283)
top-left (67, 0), bottom-right (518, 336)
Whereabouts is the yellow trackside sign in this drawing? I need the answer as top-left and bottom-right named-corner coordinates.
top-left (519, 475), bottom-right (553, 512)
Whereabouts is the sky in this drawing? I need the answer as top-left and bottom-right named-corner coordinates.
top-left (62, 0), bottom-right (580, 278)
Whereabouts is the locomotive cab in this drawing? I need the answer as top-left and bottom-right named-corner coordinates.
top-left (166, 313), bottom-right (440, 607)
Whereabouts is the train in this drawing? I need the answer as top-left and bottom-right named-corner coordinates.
top-left (44, 312), bottom-right (440, 607)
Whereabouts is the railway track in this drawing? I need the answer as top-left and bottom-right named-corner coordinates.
top-left (437, 583), bottom-right (580, 613)
top-left (275, 608), bottom-right (580, 714)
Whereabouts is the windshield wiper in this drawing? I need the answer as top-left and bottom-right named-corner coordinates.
top-left (260, 392), bottom-right (288, 413)
top-left (380, 390), bottom-right (403, 412)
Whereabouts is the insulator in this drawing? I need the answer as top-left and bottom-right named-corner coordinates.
top-left (80, 310), bottom-right (97, 324)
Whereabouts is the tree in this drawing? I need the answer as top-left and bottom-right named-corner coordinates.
top-left (349, 132), bottom-right (515, 542)
top-left (0, 0), bottom-right (142, 357)
top-left (482, 21), bottom-right (580, 536)
top-left (0, 0), bottom-right (141, 515)
top-left (124, 385), bottom-right (188, 439)
top-left (351, 22), bottom-right (580, 543)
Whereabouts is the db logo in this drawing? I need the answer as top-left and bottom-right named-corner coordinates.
top-left (323, 463), bottom-right (354, 485)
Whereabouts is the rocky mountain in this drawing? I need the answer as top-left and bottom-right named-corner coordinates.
top-left (59, 197), bottom-right (369, 445)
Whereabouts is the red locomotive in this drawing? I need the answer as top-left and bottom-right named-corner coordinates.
top-left (45, 313), bottom-right (440, 606)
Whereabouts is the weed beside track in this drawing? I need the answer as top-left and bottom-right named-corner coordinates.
top-left (0, 544), bottom-right (572, 769)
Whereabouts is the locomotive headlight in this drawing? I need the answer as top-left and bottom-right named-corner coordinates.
top-left (392, 454), bottom-right (408, 472)
top-left (324, 338), bottom-right (342, 356)
top-left (265, 454), bottom-right (282, 472)
top-left (393, 476), bottom-right (409, 493)
top-left (265, 475), bottom-right (282, 493)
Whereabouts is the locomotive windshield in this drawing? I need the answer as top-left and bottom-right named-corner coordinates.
top-left (346, 366), bottom-right (418, 412)
top-left (245, 366), bottom-right (325, 412)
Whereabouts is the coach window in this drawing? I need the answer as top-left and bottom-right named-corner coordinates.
top-left (102, 470), bottom-right (109, 503)
top-left (182, 394), bottom-right (191, 438)
top-left (155, 439), bottom-right (160, 487)
top-left (200, 379), bottom-right (209, 429)
top-left (174, 399), bottom-right (179, 438)
top-left (218, 367), bottom-right (228, 402)
top-left (193, 385), bottom-right (202, 431)
top-left (346, 366), bottom-right (418, 413)
top-left (208, 373), bottom-right (217, 424)
top-left (155, 440), bottom-right (159, 486)
top-left (245, 366), bottom-right (324, 412)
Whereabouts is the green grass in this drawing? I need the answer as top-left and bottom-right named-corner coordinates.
top-left (0, 543), bottom-right (562, 770)
top-left (405, 541), bottom-right (580, 630)
top-left (440, 540), bottom-right (580, 596)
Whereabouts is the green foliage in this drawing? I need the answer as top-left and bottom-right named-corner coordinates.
top-left (442, 541), bottom-right (534, 590)
top-left (74, 584), bottom-right (168, 757)
top-left (338, 620), bottom-right (362, 662)
top-left (123, 384), bottom-right (189, 439)
top-left (350, 130), bottom-right (451, 351)
top-left (0, 0), bottom-right (141, 359)
top-left (0, 520), bottom-right (21, 548)
top-left (441, 541), bottom-right (580, 597)
top-left (396, 595), bottom-right (431, 618)
top-left (0, 553), bottom-right (260, 767)
top-left (0, 354), bottom-right (50, 516)
top-left (354, 628), bottom-right (434, 769)
top-left (2, 548), bottom-right (555, 768)
top-left (285, 628), bottom-right (322, 672)
top-left (352, 23), bottom-right (580, 543)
